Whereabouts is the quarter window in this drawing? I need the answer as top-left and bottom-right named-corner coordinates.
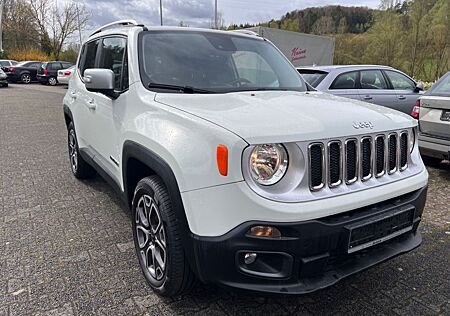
top-left (360, 70), bottom-right (387, 89)
top-left (330, 71), bottom-right (358, 90)
top-left (99, 37), bottom-right (128, 91)
top-left (385, 70), bottom-right (415, 90)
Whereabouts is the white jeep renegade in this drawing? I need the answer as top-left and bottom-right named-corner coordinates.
top-left (63, 20), bottom-right (429, 296)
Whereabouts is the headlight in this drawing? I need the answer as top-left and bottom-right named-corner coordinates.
top-left (410, 128), bottom-right (416, 153)
top-left (249, 144), bottom-right (288, 186)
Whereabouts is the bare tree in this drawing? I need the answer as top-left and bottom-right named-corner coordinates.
top-left (29, 0), bottom-right (89, 60)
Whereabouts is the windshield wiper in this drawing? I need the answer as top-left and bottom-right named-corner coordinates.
top-left (148, 83), bottom-right (214, 94)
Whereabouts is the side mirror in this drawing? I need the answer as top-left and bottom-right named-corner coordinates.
top-left (84, 69), bottom-right (119, 99)
top-left (415, 82), bottom-right (424, 92)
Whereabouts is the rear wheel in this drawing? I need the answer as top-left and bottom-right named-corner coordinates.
top-left (21, 73), bottom-right (31, 84)
top-left (48, 76), bottom-right (58, 86)
top-left (67, 122), bottom-right (96, 179)
top-left (132, 176), bottom-right (196, 296)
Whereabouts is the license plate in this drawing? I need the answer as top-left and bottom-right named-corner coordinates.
top-left (346, 207), bottom-right (415, 253)
top-left (441, 110), bottom-right (450, 121)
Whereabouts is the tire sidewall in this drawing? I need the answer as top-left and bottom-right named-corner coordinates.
top-left (132, 181), bottom-right (171, 293)
top-left (67, 123), bottom-right (80, 176)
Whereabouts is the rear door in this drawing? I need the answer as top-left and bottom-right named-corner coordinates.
top-left (326, 70), bottom-right (361, 101)
top-left (384, 70), bottom-right (422, 115)
top-left (358, 69), bottom-right (397, 108)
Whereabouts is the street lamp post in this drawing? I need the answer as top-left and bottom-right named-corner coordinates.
top-left (160, 0), bottom-right (163, 26)
top-left (0, 0), bottom-right (4, 54)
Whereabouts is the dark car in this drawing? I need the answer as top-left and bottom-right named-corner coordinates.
top-left (4, 61), bottom-right (42, 84)
top-left (37, 61), bottom-right (73, 86)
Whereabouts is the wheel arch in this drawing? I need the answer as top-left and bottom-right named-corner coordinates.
top-left (122, 140), bottom-right (202, 279)
top-left (63, 104), bottom-right (73, 129)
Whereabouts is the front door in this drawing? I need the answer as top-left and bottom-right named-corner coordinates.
top-left (384, 70), bottom-right (423, 115)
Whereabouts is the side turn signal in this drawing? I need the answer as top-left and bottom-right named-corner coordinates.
top-left (216, 145), bottom-right (228, 176)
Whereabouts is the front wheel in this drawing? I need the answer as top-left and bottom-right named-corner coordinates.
top-left (132, 176), bottom-right (196, 296)
top-left (67, 122), bottom-right (96, 179)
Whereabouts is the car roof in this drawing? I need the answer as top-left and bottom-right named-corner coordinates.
top-left (297, 65), bottom-right (396, 72)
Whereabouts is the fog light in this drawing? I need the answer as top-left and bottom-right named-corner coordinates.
top-left (244, 253), bottom-right (257, 265)
top-left (248, 226), bottom-right (281, 238)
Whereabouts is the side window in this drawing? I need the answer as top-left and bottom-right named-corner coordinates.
top-left (62, 63), bottom-right (72, 69)
top-left (81, 40), bottom-right (100, 76)
top-left (98, 37), bottom-right (127, 91)
top-left (385, 70), bottom-right (415, 90)
top-left (232, 51), bottom-right (279, 87)
top-left (30, 63), bottom-right (40, 68)
top-left (50, 63), bottom-right (62, 70)
top-left (330, 71), bottom-right (358, 90)
top-left (360, 70), bottom-right (388, 89)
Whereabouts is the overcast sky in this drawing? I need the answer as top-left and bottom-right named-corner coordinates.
top-left (79, 0), bottom-right (380, 31)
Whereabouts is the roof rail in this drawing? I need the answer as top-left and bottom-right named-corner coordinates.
top-left (90, 20), bottom-right (139, 36)
top-left (230, 30), bottom-right (260, 37)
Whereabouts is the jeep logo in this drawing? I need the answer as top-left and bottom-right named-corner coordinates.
top-left (353, 121), bottom-right (374, 129)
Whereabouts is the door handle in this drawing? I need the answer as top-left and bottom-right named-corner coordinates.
top-left (86, 99), bottom-right (97, 110)
top-left (363, 95), bottom-right (373, 100)
top-left (398, 95), bottom-right (406, 100)
top-left (70, 91), bottom-right (78, 99)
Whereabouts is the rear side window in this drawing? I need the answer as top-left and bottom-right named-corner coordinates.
top-left (330, 71), bottom-right (358, 90)
top-left (50, 63), bottom-right (62, 70)
top-left (298, 69), bottom-right (328, 88)
top-left (427, 72), bottom-right (450, 97)
top-left (384, 70), bottom-right (415, 91)
top-left (360, 70), bottom-right (388, 89)
top-left (80, 40), bottom-right (100, 76)
top-left (62, 63), bottom-right (72, 69)
top-left (98, 37), bottom-right (128, 91)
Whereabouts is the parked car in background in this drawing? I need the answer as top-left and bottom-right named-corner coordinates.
top-left (37, 61), bottom-right (73, 86)
top-left (57, 65), bottom-right (76, 85)
top-left (4, 61), bottom-right (42, 84)
top-left (0, 68), bottom-right (9, 87)
top-left (417, 71), bottom-right (450, 166)
top-left (0, 59), bottom-right (18, 69)
top-left (297, 65), bottom-right (424, 115)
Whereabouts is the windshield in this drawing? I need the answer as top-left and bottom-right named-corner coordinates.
top-left (297, 70), bottom-right (328, 88)
top-left (139, 31), bottom-right (307, 93)
top-left (426, 72), bottom-right (450, 97)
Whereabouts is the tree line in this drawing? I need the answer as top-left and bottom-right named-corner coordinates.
top-left (228, 0), bottom-right (449, 82)
top-left (1, 0), bottom-right (89, 62)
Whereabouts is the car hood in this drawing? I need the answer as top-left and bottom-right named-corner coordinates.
top-left (155, 91), bottom-right (416, 144)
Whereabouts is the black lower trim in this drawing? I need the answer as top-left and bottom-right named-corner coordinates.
top-left (191, 186), bottom-right (427, 294)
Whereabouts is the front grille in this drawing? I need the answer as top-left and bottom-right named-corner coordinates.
top-left (309, 131), bottom-right (410, 191)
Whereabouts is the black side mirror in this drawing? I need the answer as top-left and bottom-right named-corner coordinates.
top-left (415, 82), bottom-right (424, 92)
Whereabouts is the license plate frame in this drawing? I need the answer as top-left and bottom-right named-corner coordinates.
top-left (441, 110), bottom-right (450, 122)
top-left (346, 206), bottom-right (415, 254)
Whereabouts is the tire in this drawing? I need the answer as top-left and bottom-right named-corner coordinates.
top-left (132, 176), bottom-right (196, 296)
top-left (48, 76), bottom-right (58, 86)
top-left (67, 122), bottom-right (96, 179)
top-left (422, 155), bottom-right (442, 167)
top-left (21, 73), bottom-right (31, 84)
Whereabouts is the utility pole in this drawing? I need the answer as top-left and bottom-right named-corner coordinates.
top-left (76, 3), bottom-right (82, 46)
top-left (159, 0), bottom-right (163, 26)
top-left (0, 0), bottom-right (4, 54)
top-left (214, 0), bottom-right (218, 29)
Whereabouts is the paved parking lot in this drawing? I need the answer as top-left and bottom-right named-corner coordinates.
top-left (0, 84), bottom-right (449, 316)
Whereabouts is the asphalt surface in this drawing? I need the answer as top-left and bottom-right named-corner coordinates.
top-left (0, 84), bottom-right (449, 316)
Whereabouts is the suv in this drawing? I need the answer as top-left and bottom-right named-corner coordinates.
top-left (38, 61), bottom-right (73, 86)
top-left (64, 21), bottom-right (428, 296)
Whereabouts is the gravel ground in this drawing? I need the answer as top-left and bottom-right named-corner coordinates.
top-left (0, 84), bottom-right (449, 316)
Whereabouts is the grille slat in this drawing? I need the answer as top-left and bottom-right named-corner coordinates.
top-left (400, 132), bottom-right (408, 170)
top-left (361, 137), bottom-right (372, 181)
top-left (308, 131), bottom-right (409, 191)
top-left (388, 134), bottom-right (398, 173)
top-left (309, 144), bottom-right (324, 190)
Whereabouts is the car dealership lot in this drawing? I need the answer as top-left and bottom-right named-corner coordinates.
top-left (0, 84), bottom-right (448, 315)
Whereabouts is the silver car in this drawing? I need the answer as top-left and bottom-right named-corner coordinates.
top-left (418, 71), bottom-right (450, 166)
top-left (297, 65), bottom-right (424, 115)
top-left (0, 68), bottom-right (8, 87)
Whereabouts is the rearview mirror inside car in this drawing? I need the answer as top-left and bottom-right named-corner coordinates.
top-left (84, 69), bottom-right (119, 99)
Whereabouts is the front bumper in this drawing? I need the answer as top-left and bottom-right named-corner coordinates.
top-left (191, 187), bottom-right (427, 294)
top-left (419, 134), bottom-right (450, 160)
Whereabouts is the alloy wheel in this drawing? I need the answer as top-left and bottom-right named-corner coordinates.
top-left (22, 74), bottom-right (31, 84)
top-left (135, 195), bottom-right (167, 281)
top-left (68, 130), bottom-right (78, 173)
top-left (49, 77), bottom-right (57, 86)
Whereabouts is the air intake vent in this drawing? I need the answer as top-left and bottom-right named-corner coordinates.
top-left (361, 137), bottom-right (372, 181)
top-left (345, 140), bottom-right (358, 184)
top-left (375, 136), bottom-right (385, 177)
top-left (328, 141), bottom-right (342, 187)
top-left (400, 132), bottom-right (408, 170)
top-left (388, 134), bottom-right (398, 173)
top-left (309, 144), bottom-right (324, 191)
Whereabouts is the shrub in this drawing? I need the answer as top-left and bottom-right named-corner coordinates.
top-left (8, 49), bottom-right (49, 62)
